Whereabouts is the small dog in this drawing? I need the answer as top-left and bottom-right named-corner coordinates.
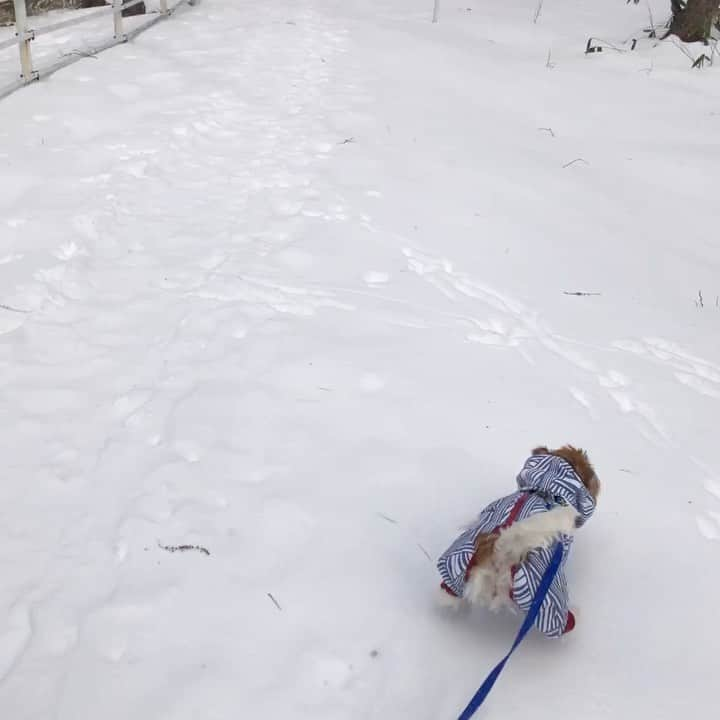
top-left (437, 446), bottom-right (599, 637)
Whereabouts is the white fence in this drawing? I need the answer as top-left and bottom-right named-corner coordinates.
top-left (0, 0), bottom-right (197, 100)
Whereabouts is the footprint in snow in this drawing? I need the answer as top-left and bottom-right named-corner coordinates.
top-left (363, 271), bottom-right (390, 285)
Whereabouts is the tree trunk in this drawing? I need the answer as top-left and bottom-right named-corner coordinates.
top-left (122, 1), bottom-right (146, 17)
top-left (668, 0), bottom-right (720, 42)
top-left (1, 1), bottom-right (108, 26)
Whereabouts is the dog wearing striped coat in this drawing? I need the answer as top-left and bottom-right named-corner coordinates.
top-left (437, 446), bottom-right (600, 638)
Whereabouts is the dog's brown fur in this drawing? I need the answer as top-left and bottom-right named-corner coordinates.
top-left (468, 446), bottom-right (600, 569)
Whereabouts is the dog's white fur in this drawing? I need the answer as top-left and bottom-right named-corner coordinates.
top-left (440, 505), bottom-right (578, 610)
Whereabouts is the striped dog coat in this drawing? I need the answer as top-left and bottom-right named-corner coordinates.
top-left (437, 453), bottom-right (596, 637)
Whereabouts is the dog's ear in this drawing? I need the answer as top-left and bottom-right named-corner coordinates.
top-left (532, 446), bottom-right (549, 455)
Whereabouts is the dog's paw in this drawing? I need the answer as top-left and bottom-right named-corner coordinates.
top-left (436, 587), bottom-right (463, 611)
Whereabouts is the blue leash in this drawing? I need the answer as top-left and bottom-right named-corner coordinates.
top-left (457, 541), bottom-right (565, 720)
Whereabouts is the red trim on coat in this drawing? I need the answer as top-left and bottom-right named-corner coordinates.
top-left (440, 493), bottom-right (531, 596)
top-left (468, 493), bottom-right (530, 583)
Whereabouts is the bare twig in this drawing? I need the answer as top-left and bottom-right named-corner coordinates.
top-left (158, 542), bottom-right (210, 556)
top-left (60, 49), bottom-right (99, 60)
top-left (377, 512), bottom-right (398, 525)
top-left (696, 290), bottom-right (704, 308)
top-left (538, 127), bottom-right (555, 137)
top-left (533, 0), bottom-right (544, 24)
top-left (417, 543), bottom-right (432, 561)
top-left (0, 302), bottom-right (30, 313)
top-left (545, 49), bottom-right (555, 68)
top-left (645, 1), bottom-right (657, 38)
top-left (267, 592), bottom-right (282, 611)
top-left (562, 158), bottom-right (589, 169)
top-left (711, 38), bottom-right (720, 64)
top-left (670, 38), bottom-right (695, 62)
top-left (339, 137), bottom-right (355, 145)
top-left (563, 290), bottom-right (601, 297)
top-left (586, 37), bottom-right (626, 53)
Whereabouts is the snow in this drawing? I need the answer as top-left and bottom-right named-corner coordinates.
top-left (1, 0), bottom-right (719, 718)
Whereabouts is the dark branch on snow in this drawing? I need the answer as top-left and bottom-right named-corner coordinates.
top-left (158, 542), bottom-right (210, 556)
top-left (267, 593), bottom-right (282, 611)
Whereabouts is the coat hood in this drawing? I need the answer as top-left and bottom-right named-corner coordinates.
top-left (516, 454), bottom-right (596, 526)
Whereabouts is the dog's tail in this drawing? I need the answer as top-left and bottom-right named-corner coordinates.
top-left (470, 532), bottom-right (500, 571)
top-left (494, 505), bottom-right (577, 563)
top-left (471, 505), bottom-right (579, 576)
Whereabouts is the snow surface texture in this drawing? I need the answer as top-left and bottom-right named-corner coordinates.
top-left (1, 0), bottom-right (719, 718)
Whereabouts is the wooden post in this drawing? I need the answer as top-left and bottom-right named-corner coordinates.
top-left (432, 0), bottom-right (440, 23)
top-left (112, 0), bottom-right (123, 39)
top-left (12, 0), bottom-right (34, 80)
top-left (160, 0), bottom-right (168, 13)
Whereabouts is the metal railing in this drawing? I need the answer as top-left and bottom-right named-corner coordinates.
top-left (0, 0), bottom-right (197, 100)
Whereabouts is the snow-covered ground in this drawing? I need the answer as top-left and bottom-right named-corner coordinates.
top-left (1, 1), bottom-right (719, 718)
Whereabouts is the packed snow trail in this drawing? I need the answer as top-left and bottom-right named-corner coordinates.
top-left (1, 1), bottom-right (719, 718)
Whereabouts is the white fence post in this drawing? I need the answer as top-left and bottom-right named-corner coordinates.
top-left (112, 0), bottom-right (124, 39)
top-left (13, 0), bottom-right (35, 80)
top-left (1, 0), bottom-right (200, 101)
